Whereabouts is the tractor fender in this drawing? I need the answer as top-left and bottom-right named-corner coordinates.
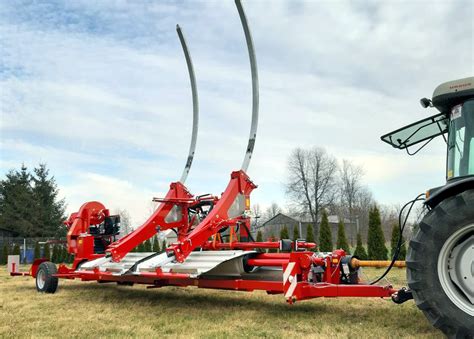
top-left (425, 176), bottom-right (474, 209)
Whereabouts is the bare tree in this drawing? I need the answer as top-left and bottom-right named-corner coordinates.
top-left (251, 203), bottom-right (262, 231)
top-left (352, 186), bottom-right (374, 243)
top-left (114, 208), bottom-right (132, 239)
top-left (286, 147), bottom-right (338, 236)
top-left (264, 202), bottom-right (282, 222)
top-left (339, 159), bottom-right (364, 245)
top-left (339, 160), bottom-right (363, 216)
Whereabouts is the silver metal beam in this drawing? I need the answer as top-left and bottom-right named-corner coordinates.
top-left (177, 24), bottom-right (199, 184)
top-left (236, 0), bottom-right (259, 173)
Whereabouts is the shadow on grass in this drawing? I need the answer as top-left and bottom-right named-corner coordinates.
top-left (57, 282), bottom-right (328, 315)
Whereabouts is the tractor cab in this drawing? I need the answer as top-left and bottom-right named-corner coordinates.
top-left (381, 76), bottom-right (474, 182)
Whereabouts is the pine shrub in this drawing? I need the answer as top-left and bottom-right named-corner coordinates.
top-left (34, 242), bottom-right (41, 260)
top-left (353, 233), bottom-right (367, 259)
top-left (336, 221), bottom-right (350, 253)
top-left (367, 205), bottom-right (388, 260)
top-left (319, 211), bottom-right (333, 252)
top-left (144, 239), bottom-right (152, 252)
top-left (43, 244), bottom-right (51, 260)
top-left (161, 240), bottom-right (167, 253)
top-left (280, 226), bottom-right (289, 240)
top-left (152, 236), bottom-right (160, 252)
top-left (292, 226), bottom-right (300, 241)
top-left (390, 224), bottom-right (407, 260)
top-left (1, 244), bottom-right (8, 265)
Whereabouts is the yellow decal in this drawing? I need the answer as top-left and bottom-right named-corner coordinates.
top-left (447, 170), bottom-right (453, 179)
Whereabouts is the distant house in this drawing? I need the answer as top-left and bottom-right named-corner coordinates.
top-left (255, 213), bottom-right (356, 246)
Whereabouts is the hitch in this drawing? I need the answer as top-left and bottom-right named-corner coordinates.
top-left (391, 287), bottom-right (413, 304)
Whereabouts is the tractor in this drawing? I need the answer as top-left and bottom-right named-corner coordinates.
top-left (382, 76), bottom-right (474, 337)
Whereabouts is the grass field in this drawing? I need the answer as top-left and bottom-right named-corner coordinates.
top-left (0, 265), bottom-right (442, 338)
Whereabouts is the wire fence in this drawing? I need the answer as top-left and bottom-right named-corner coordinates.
top-left (0, 236), bottom-right (71, 265)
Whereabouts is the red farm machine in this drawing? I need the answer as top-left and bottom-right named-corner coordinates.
top-left (9, 1), bottom-right (473, 337)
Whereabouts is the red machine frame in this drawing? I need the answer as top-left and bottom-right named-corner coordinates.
top-left (17, 169), bottom-right (397, 303)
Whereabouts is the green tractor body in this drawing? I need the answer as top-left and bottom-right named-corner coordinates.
top-left (382, 76), bottom-right (474, 337)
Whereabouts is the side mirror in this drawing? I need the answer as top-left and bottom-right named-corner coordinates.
top-left (420, 97), bottom-right (432, 108)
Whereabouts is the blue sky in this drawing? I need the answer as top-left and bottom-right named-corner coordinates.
top-left (1, 0), bottom-right (472, 225)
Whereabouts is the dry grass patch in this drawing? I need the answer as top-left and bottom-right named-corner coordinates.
top-left (0, 265), bottom-right (442, 338)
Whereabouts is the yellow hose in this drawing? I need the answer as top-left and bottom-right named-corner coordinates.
top-left (350, 258), bottom-right (406, 268)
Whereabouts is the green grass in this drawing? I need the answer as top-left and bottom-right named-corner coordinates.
top-left (0, 265), bottom-right (442, 338)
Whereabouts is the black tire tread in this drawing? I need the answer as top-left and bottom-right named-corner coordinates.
top-left (407, 189), bottom-right (474, 338)
top-left (36, 261), bottom-right (58, 294)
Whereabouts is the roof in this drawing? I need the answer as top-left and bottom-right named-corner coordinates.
top-left (260, 213), bottom-right (298, 227)
top-left (259, 213), bottom-right (351, 228)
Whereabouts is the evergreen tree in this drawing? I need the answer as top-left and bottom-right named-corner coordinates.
top-left (58, 245), bottom-right (65, 264)
top-left (161, 240), bottom-right (167, 253)
top-left (0, 165), bottom-right (36, 236)
top-left (319, 211), bottom-right (333, 252)
top-left (306, 225), bottom-right (314, 242)
top-left (32, 164), bottom-right (67, 237)
top-left (12, 243), bottom-right (21, 255)
top-left (1, 244), bottom-right (8, 265)
top-left (43, 244), bottom-right (51, 260)
top-left (34, 242), bottom-right (41, 259)
top-left (51, 244), bottom-right (58, 263)
top-left (390, 224), bottom-right (407, 260)
top-left (280, 226), bottom-right (289, 240)
top-left (152, 236), bottom-right (160, 252)
top-left (137, 242), bottom-right (145, 252)
top-left (57, 245), bottom-right (63, 263)
top-left (399, 237), bottom-right (407, 260)
top-left (256, 230), bottom-right (263, 242)
top-left (292, 226), bottom-right (300, 241)
top-left (0, 164), bottom-right (67, 237)
top-left (353, 233), bottom-right (367, 259)
top-left (61, 246), bottom-right (68, 263)
top-left (367, 205), bottom-right (388, 260)
top-left (336, 221), bottom-right (350, 253)
top-left (57, 246), bottom-right (63, 263)
top-left (144, 239), bottom-right (152, 252)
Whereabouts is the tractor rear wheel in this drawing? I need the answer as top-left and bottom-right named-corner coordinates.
top-left (407, 189), bottom-right (474, 338)
top-left (36, 262), bottom-right (58, 293)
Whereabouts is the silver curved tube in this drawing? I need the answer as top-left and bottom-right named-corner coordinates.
top-left (176, 24), bottom-right (199, 184)
top-left (236, 0), bottom-right (259, 173)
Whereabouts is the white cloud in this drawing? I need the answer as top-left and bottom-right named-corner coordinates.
top-left (60, 172), bottom-right (162, 226)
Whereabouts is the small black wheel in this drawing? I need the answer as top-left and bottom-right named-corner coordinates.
top-left (36, 262), bottom-right (58, 293)
top-left (407, 190), bottom-right (474, 338)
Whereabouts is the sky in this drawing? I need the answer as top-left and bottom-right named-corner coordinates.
top-left (1, 0), bottom-right (473, 227)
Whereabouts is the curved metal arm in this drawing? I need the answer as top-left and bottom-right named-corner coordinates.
top-left (236, 0), bottom-right (259, 172)
top-left (177, 24), bottom-right (199, 184)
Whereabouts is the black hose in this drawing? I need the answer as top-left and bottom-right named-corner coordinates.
top-left (369, 193), bottom-right (425, 285)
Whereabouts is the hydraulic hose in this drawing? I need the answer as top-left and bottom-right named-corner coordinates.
top-left (369, 193), bottom-right (425, 285)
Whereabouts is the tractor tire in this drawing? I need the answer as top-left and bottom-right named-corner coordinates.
top-left (407, 189), bottom-right (474, 338)
top-left (35, 262), bottom-right (59, 294)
